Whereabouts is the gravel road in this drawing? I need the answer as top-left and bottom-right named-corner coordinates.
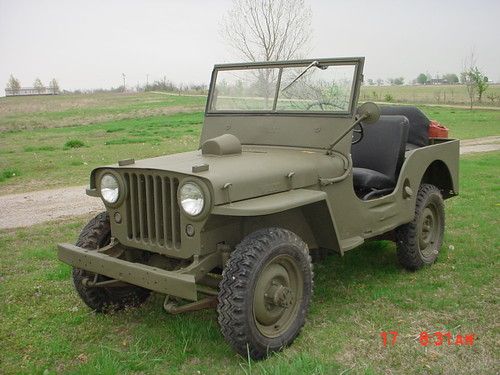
top-left (459, 136), bottom-right (500, 154)
top-left (0, 186), bottom-right (104, 230)
top-left (0, 136), bottom-right (498, 230)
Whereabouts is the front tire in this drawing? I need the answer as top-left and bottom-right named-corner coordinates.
top-left (217, 228), bottom-right (313, 359)
top-left (72, 212), bottom-right (150, 312)
top-left (395, 184), bottom-right (445, 271)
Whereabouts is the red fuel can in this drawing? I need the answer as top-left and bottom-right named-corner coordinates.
top-left (428, 120), bottom-right (449, 138)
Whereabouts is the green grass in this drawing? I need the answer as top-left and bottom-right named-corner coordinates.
top-left (419, 105), bottom-right (500, 139)
top-left (0, 110), bottom-right (203, 194)
top-left (0, 92), bottom-right (498, 195)
top-left (64, 140), bottom-right (86, 149)
top-left (0, 92), bottom-right (206, 131)
top-left (0, 152), bottom-right (498, 374)
top-left (360, 83), bottom-right (500, 107)
top-left (0, 168), bottom-right (20, 182)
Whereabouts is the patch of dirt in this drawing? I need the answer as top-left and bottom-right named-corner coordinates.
top-left (0, 137), bottom-right (498, 230)
top-left (0, 186), bottom-right (103, 230)
top-left (459, 136), bottom-right (500, 154)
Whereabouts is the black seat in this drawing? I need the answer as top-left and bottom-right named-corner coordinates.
top-left (380, 106), bottom-right (430, 149)
top-left (351, 115), bottom-right (410, 197)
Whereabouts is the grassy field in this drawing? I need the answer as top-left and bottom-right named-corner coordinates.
top-left (360, 83), bottom-right (500, 107)
top-left (0, 92), bottom-right (205, 131)
top-left (0, 93), bottom-right (206, 194)
top-left (0, 152), bottom-right (498, 374)
top-left (0, 92), bottom-right (498, 195)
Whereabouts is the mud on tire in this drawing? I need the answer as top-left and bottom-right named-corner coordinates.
top-left (72, 212), bottom-right (150, 313)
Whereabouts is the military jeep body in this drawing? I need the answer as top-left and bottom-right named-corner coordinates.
top-left (58, 57), bottom-right (459, 359)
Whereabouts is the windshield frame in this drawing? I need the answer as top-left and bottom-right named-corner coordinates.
top-left (205, 57), bottom-right (364, 117)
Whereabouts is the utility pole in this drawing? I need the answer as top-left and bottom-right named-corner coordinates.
top-left (122, 73), bottom-right (126, 92)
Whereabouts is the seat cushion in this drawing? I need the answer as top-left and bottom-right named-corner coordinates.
top-left (380, 106), bottom-right (430, 147)
top-left (353, 167), bottom-right (395, 190)
top-left (351, 115), bottom-right (410, 181)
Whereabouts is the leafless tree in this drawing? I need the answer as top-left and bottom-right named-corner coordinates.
top-left (486, 93), bottom-right (497, 104)
top-left (221, 0), bottom-right (312, 62)
top-left (33, 78), bottom-right (45, 94)
top-left (6, 74), bottom-right (21, 94)
top-left (462, 51), bottom-right (477, 109)
top-left (49, 78), bottom-right (60, 94)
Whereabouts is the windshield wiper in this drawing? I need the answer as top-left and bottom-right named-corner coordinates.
top-left (280, 60), bottom-right (326, 92)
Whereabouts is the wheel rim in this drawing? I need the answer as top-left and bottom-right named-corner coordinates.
top-left (418, 203), bottom-right (440, 259)
top-left (252, 254), bottom-right (303, 338)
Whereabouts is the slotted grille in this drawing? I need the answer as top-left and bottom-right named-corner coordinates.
top-left (124, 172), bottom-right (181, 250)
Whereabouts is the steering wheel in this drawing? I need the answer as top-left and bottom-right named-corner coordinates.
top-left (352, 122), bottom-right (364, 144)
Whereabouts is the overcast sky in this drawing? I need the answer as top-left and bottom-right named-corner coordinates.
top-left (1, 0), bottom-right (499, 94)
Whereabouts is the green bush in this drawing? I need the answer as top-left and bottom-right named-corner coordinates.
top-left (384, 94), bottom-right (394, 102)
top-left (0, 168), bottom-right (20, 182)
top-left (64, 139), bottom-right (85, 149)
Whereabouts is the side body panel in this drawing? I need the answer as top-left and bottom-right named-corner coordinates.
top-left (325, 139), bottom-right (459, 251)
top-left (208, 140), bottom-right (459, 254)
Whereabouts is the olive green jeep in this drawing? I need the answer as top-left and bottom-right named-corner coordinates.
top-left (58, 57), bottom-right (459, 359)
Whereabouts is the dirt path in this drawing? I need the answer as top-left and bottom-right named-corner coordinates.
top-left (459, 136), bottom-right (500, 154)
top-left (0, 186), bottom-right (104, 230)
top-left (0, 136), bottom-right (498, 230)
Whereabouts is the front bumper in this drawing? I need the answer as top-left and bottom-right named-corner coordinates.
top-left (57, 243), bottom-right (198, 300)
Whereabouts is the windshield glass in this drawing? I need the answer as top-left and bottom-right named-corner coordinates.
top-left (209, 61), bottom-right (357, 113)
top-left (211, 68), bottom-right (279, 111)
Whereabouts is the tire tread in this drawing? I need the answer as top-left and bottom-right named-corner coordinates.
top-left (217, 227), bottom-right (313, 359)
top-left (395, 184), bottom-right (445, 271)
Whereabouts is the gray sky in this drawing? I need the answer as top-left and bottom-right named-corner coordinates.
top-left (1, 0), bottom-right (499, 94)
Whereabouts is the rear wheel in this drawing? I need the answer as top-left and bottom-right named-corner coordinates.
top-left (395, 184), bottom-right (445, 270)
top-left (72, 212), bottom-right (150, 312)
top-left (217, 228), bottom-right (313, 359)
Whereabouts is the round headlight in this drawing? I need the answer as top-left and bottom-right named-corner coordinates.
top-left (180, 182), bottom-right (205, 216)
top-left (100, 174), bottom-right (120, 204)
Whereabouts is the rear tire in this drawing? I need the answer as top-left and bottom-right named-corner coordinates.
top-left (217, 228), bottom-right (313, 359)
top-left (395, 184), bottom-right (445, 271)
top-left (72, 212), bottom-right (150, 313)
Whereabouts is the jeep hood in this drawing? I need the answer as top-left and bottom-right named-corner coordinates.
top-left (95, 146), bottom-right (346, 205)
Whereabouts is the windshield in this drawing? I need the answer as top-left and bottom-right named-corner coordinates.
top-left (209, 61), bottom-right (358, 113)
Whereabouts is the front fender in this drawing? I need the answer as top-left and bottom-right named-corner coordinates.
top-left (209, 188), bottom-right (341, 254)
top-left (211, 189), bottom-right (327, 216)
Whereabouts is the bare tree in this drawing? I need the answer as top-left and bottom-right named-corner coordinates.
top-left (6, 74), bottom-right (21, 94)
top-left (462, 52), bottom-right (476, 109)
top-left (221, 0), bottom-right (312, 62)
top-left (486, 93), bottom-right (497, 104)
top-left (49, 78), bottom-right (60, 94)
top-left (33, 78), bottom-right (45, 94)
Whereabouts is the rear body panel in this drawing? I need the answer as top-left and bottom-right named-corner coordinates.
top-left (326, 139), bottom-right (459, 252)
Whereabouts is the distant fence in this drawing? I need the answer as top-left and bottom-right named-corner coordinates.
top-left (5, 87), bottom-right (58, 96)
